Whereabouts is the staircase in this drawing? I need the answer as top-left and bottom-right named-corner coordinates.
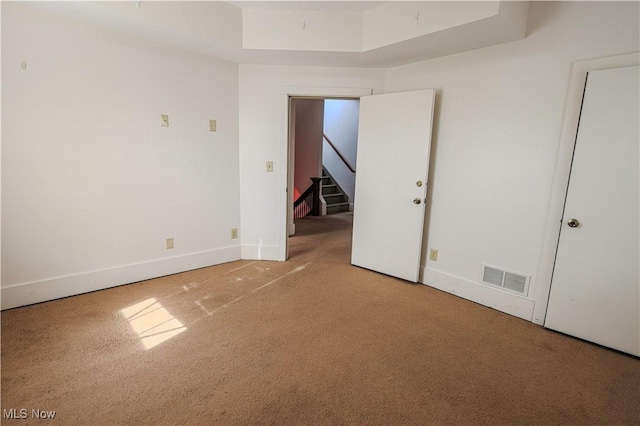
top-left (321, 168), bottom-right (349, 214)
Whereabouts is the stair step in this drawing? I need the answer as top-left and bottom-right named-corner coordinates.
top-left (326, 202), bottom-right (349, 214)
top-left (321, 168), bottom-right (348, 215)
top-left (322, 184), bottom-right (337, 192)
top-left (323, 193), bottom-right (344, 199)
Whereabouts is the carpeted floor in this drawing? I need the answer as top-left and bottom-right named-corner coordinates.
top-left (1, 212), bottom-right (639, 425)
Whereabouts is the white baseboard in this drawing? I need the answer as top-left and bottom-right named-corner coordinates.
top-left (240, 244), bottom-right (280, 261)
top-left (1, 246), bottom-right (241, 310)
top-left (421, 266), bottom-right (535, 321)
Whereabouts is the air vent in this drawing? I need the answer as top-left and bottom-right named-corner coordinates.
top-left (482, 265), bottom-right (530, 296)
top-left (504, 272), bottom-right (527, 293)
top-left (482, 266), bottom-right (504, 286)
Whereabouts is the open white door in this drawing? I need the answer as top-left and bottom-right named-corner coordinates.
top-left (545, 66), bottom-right (639, 356)
top-left (351, 89), bottom-right (435, 282)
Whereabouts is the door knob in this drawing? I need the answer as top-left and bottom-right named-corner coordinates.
top-left (567, 218), bottom-right (580, 228)
top-left (413, 198), bottom-right (422, 205)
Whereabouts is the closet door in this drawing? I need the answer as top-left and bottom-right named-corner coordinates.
top-left (545, 66), bottom-right (639, 356)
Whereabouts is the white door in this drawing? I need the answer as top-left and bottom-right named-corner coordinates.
top-left (545, 66), bottom-right (639, 356)
top-left (351, 89), bottom-right (435, 282)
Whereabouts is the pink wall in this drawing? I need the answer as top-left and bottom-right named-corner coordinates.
top-left (293, 99), bottom-right (324, 194)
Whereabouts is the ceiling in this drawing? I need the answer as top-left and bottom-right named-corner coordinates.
top-left (227, 1), bottom-right (387, 12)
top-left (30, 1), bottom-right (530, 69)
top-left (230, 1), bottom-right (530, 68)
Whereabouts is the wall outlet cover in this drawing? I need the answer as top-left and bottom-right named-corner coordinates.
top-left (429, 248), bottom-right (438, 261)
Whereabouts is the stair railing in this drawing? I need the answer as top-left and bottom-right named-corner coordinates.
top-left (323, 133), bottom-right (355, 173)
top-left (293, 177), bottom-right (322, 219)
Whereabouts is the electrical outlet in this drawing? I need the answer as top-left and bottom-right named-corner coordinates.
top-left (160, 114), bottom-right (169, 127)
top-left (429, 248), bottom-right (438, 261)
top-left (266, 161), bottom-right (274, 172)
top-left (166, 238), bottom-right (174, 249)
top-left (231, 228), bottom-right (238, 239)
top-left (209, 119), bottom-right (217, 132)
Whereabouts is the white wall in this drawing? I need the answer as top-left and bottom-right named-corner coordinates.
top-left (293, 99), bottom-right (324, 193)
top-left (384, 1), bottom-right (639, 323)
top-left (242, 8), bottom-right (363, 52)
top-left (98, 0), bottom-right (242, 49)
top-left (31, 1), bottom-right (243, 62)
top-left (1, 3), bottom-right (241, 309)
top-left (322, 99), bottom-right (359, 204)
top-left (363, 1), bottom-right (500, 51)
top-left (238, 65), bottom-right (384, 261)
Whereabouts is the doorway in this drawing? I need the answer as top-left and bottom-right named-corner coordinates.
top-left (287, 96), bottom-right (361, 250)
top-left (286, 89), bottom-right (437, 284)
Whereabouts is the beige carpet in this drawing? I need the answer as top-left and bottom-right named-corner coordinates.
top-left (2, 212), bottom-right (639, 425)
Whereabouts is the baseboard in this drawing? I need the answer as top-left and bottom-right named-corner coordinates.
top-left (1, 246), bottom-right (241, 310)
top-left (420, 266), bottom-right (535, 321)
top-left (240, 244), bottom-right (280, 261)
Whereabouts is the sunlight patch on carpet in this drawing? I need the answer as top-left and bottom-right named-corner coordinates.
top-left (121, 298), bottom-right (186, 350)
top-left (252, 263), bottom-right (310, 293)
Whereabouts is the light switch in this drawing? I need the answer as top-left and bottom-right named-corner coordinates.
top-left (160, 114), bottom-right (169, 127)
top-left (209, 119), bottom-right (217, 132)
top-left (266, 161), bottom-right (274, 172)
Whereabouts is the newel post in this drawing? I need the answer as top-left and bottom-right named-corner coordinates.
top-left (311, 177), bottom-right (322, 216)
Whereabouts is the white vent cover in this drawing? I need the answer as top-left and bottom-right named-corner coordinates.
top-left (482, 265), bottom-right (530, 296)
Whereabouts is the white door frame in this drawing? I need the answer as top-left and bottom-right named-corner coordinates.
top-left (280, 86), bottom-right (373, 261)
top-left (532, 52), bottom-right (640, 325)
